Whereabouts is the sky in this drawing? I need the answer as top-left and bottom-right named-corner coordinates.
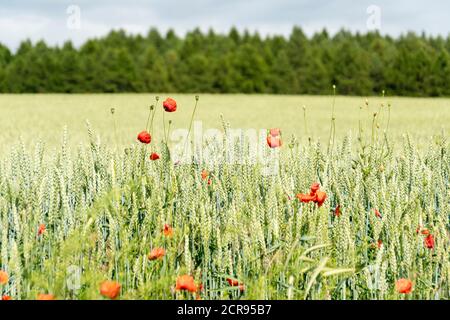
top-left (0, 0), bottom-right (449, 50)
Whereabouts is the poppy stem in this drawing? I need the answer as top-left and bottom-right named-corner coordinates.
top-left (379, 90), bottom-right (385, 122)
top-left (328, 85), bottom-right (336, 153)
top-left (145, 105), bottom-right (154, 132)
top-left (150, 96), bottom-right (159, 135)
top-left (332, 118), bottom-right (336, 147)
top-left (331, 85), bottom-right (336, 119)
top-left (163, 107), bottom-right (167, 143)
top-left (371, 112), bottom-right (377, 145)
top-left (358, 103), bottom-right (363, 140)
top-left (111, 107), bottom-right (118, 146)
top-left (302, 105), bottom-right (308, 138)
top-left (168, 120), bottom-right (172, 142)
top-left (377, 91), bottom-right (389, 159)
top-left (386, 103), bottom-right (391, 133)
top-left (182, 96), bottom-right (199, 160)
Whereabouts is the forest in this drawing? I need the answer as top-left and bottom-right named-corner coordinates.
top-left (0, 27), bottom-right (449, 96)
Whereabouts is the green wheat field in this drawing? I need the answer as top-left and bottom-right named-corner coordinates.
top-left (0, 94), bottom-right (449, 300)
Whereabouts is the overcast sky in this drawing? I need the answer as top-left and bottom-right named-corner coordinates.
top-left (1, 0), bottom-right (449, 50)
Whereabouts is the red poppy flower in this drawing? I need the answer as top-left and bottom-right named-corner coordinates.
top-left (424, 234), bottom-right (435, 249)
top-left (201, 170), bottom-right (209, 180)
top-left (100, 281), bottom-right (121, 299)
top-left (163, 98), bottom-right (177, 113)
top-left (377, 240), bottom-right (383, 249)
top-left (0, 271), bottom-right (8, 285)
top-left (150, 152), bottom-right (160, 161)
top-left (334, 205), bottom-right (341, 217)
top-left (267, 135), bottom-right (282, 148)
top-left (269, 128), bottom-right (281, 137)
top-left (395, 279), bottom-right (412, 294)
top-left (416, 226), bottom-right (430, 235)
top-left (37, 294), bottom-right (56, 300)
top-left (38, 224), bottom-right (46, 236)
top-left (310, 182), bottom-right (321, 195)
top-left (375, 209), bottom-right (382, 219)
top-left (163, 224), bottom-right (173, 237)
top-left (315, 191), bottom-right (327, 207)
top-left (296, 182), bottom-right (327, 207)
top-left (207, 179), bottom-right (212, 185)
top-left (296, 193), bottom-right (316, 203)
top-left (226, 278), bottom-right (240, 286)
top-left (137, 131), bottom-right (152, 144)
top-left (148, 247), bottom-right (165, 261)
top-left (176, 275), bottom-right (197, 293)
top-left (226, 278), bottom-right (245, 291)
top-left (1, 295), bottom-right (12, 300)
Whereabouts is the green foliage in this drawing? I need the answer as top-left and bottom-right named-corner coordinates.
top-left (1, 28), bottom-right (450, 95)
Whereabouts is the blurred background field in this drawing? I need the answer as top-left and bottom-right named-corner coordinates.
top-left (0, 94), bottom-right (448, 154)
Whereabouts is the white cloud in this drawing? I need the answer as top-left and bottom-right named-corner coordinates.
top-left (0, 0), bottom-right (449, 50)
top-left (0, 12), bottom-right (51, 46)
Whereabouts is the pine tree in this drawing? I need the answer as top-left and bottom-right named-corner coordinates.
top-left (0, 27), bottom-right (448, 95)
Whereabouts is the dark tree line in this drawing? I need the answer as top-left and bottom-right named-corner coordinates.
top-left (1, 27), bottom-right (450, 96)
